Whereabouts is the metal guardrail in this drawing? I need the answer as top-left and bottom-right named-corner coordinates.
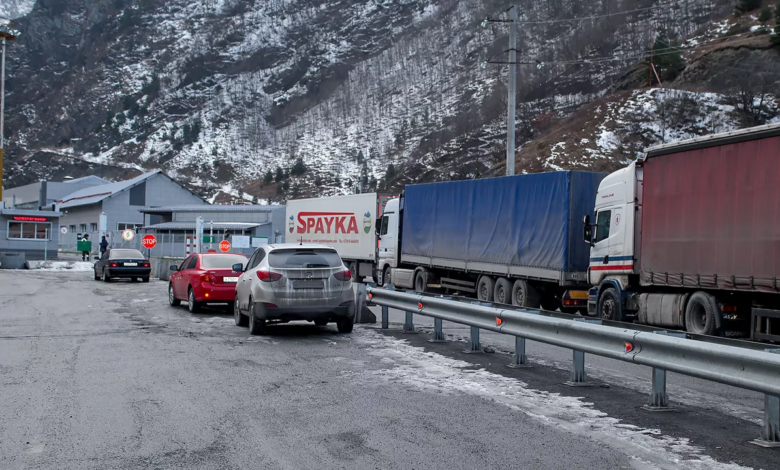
top-left (362, 285), bottom-right (780, 447)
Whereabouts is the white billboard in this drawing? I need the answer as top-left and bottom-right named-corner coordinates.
top-left (286, 193), bottom-right (378, 262)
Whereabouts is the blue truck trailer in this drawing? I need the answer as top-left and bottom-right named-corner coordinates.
top-left (376, 171), bottom-right (606, 310)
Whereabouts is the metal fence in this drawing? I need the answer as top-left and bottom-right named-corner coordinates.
top-left (363, 285), bottom-right (780, 447)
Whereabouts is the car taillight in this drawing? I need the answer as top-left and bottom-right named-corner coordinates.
top-left (110, 263), bottom-right (118, 267)
top-left (142, 262), bottom-right (150, 267)
top-left (256, 270), bottom-right (282, 282)
top-left (201, 274), bottom-right (212, 283)
top-left (334, 269), bottom-right (351, 281)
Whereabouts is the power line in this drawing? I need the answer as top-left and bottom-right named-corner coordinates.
top-left (516, 3), bottom-right (670, 25)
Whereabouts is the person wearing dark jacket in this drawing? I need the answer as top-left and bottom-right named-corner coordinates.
top-left (100, 236), bottom-right (108, 255)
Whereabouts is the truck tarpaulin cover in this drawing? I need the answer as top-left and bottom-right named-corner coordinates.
top-left (402, 171), bottom-right (605, 272)
top-left (640, 135), bottom-right (780, 292)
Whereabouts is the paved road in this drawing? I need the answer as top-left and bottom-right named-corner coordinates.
top-left (0, 270), bottom-right (776, 469)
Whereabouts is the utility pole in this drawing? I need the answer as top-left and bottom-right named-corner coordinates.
top-left (0, 20), bottom-right (20, 204)
top-left (482, 6), bottom-right (518, 176)
top-left (506, 5), bottom-right (517, 176)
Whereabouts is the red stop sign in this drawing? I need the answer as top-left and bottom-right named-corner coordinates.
top-left (219, 240), bottom-right (231, 252)
top-left (141, 234), bottom-right (157, 249)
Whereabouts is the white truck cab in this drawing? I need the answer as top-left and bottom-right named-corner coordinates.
top-left (376, 197), bottom-right (401, 285)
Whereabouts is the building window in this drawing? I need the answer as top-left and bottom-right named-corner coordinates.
top-left (90, 223), bottom-right (98, 232)
top-left (118, 223), bottom-right (139, 231)
top-left (69, 225), bottom-right (76, 233)
top-left (7, 222), bottom-right (51, 240)
top-left (79, 224), bottom-right (87, 233)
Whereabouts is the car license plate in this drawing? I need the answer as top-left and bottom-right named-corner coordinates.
top-left (223, 277), bottom-right (239, 283)
top-left (293, 280), bottom-right (324, 289)
top-left (124, 262), bottom-right (138, 266)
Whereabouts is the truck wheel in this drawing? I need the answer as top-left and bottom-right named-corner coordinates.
top-left (511, 280), bottom-right (540, 308)
top-left (414, 271), bottom-right (429, 293)
top-left (477, 276), bottom-right (495, 302)
top-left (598, 288), bottom-right (624, 322)
top-left (540, 297), bottom-right (559, 312)
top-left (685, 292), bottom-right (718, 336)
top-left (493, 278), bottom-right (512, 304)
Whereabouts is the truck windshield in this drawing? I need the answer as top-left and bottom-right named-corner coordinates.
top-left (269, 249), bottom-right (342, 268)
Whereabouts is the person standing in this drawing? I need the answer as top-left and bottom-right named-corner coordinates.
top-left (81, 234), bottom-right (91, 261)
top-left (100, 236), bottom-right (108, 256)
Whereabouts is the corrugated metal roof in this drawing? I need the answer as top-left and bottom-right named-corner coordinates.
top-left (142, 222), bottom-right (267, 231)
top-left (140, 204), bottom-right (283, 213)
top-left (63, 175), bottom-right (110, 185)
top-left (56, 171), bottom-right (160, 209)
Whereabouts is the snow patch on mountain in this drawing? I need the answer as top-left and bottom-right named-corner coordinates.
top-left (0, 0), bottom-right (36, 19)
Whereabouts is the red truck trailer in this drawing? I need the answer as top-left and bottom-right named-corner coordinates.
top-left (585, 122), bottom-right (780, 339)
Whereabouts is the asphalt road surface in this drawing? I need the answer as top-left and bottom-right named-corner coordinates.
top-left (1, 270), bottom-right (777, 469)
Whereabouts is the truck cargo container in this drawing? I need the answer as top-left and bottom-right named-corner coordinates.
top-left (584, 122), bottom-right (780, 339)
top-left (285, 193), bottom-right (393, 280)
top-left (376, 171), bottom-right (606, 309)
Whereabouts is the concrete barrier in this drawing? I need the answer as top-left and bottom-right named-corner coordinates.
top-left (0, 252), bottom-right (26, 269)
top-left (150, 257), bottom-right (184, 281)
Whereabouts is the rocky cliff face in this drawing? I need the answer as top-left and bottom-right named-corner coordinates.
top-left (4, 0), bottom-right (774, 203)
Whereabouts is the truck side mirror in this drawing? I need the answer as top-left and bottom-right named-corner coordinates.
top-left (583, 215), bottom-right (594, 246)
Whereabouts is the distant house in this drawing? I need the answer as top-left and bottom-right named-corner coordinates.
top-left (55, 171), bottom-right (206, 251)
top-left (2, 175), bottom-right (110, 210)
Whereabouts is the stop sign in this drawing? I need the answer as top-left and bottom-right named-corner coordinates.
top-left (219, 240), bottom-right (231, 252)
top-left (141, 234), bottom-right (157, 249)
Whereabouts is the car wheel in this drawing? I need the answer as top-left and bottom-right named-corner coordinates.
top-left (94, 269), bottom-right (100, 281)
top-left (598, 288), bottom-right (624, 322)
top-left (685, 291), bottom-right (718, 336)
top-left (142, 277), bottom-right (150, 283)
top-left (188, 288), bottom-right (200, 314)
top-left (337, 303), bottom-right (355, 333)
top-left (131, 278), bottom-right (138, 282)
top-left (102, 270), bottom-right (111, 283)
top-left (248, 303), bottom-right (267, 335)
top-left (234, 298), bottom-right (248, 327)
top-left (477, 276), bottom-right (495, 302)
top-left (168, 284), bottom-right (181, 307)
top-left (314, 319), bottom-right (329, 327)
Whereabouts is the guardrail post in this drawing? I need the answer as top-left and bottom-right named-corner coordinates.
top-left (464, 326), bottom-right (482, 353)
top-left (381, 305), bottom-right (389, 329)
top-left (753, 349), bottom-right (780, 447)
top-left (507, 336), bottom-right (531, 368)
top-left (642, 331), bottom-right (677, 412)
top-left (565, 350), bottom-right (589, 386)
top-left (429, 318), bottom-right (446, 343)
top-left (402, 311), bottom-right (415, 334)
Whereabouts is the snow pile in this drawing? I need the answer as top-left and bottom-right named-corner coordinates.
top-left (350, 330), bottom-right (750, 470)
top-left (32, 261), bottom-right (94, 271)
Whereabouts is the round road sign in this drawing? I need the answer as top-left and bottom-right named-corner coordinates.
top-left (141, 234), bottom-right (157, 249)
top-left (122, 229), bottom-right (135, 241)
top-left (219, 240), bottom-right (231, 252)
top-left (60, 226), bottom-right (68, 234)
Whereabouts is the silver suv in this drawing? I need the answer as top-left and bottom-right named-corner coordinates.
top-left (232, 244), bottom-right (355, 335)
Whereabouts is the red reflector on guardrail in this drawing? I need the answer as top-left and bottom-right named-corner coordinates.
top-left (418, 302), bottom-right (423, 309)
top-left (368, 293), bottom-right (373, 300)
top-left (625, 342), bottom-right (634, 353)
top-left (496, 318), bottom-right (503, 326)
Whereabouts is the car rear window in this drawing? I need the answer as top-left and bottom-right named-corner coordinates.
top-left (268, 249), bottom-right (342, 268)
top-left (109, 249), bottom-right (145, 260)
top-left (201, 254), bottom-right (247, 269)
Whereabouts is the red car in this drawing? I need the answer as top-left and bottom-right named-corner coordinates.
top-left (168, 253), bottom-right (248, 313)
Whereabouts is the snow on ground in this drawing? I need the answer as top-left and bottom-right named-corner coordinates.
top-left (31, 261), bottom-right (94, 271)
top-left (349, 330), bottom-right (749, 470)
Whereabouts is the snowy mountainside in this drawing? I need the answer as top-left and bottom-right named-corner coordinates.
top-left (2, 0), bottom-right (767, 202)
top-left (0, 0), bottom-right (36, 19)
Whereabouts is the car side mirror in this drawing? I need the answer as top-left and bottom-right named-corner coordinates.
top-left (170, 265), bottom-right (178, 272)
top-left (582, 215), bottom-right (594, 246)
top-left (93, 256), bottom-right (99, 261)
top-left (232, 263), bottom-right (245, 273)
